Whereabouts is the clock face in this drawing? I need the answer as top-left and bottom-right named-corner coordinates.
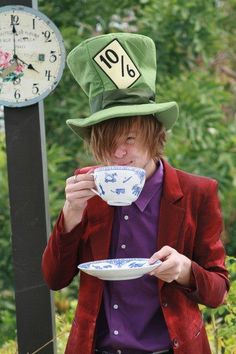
top-left (0, 5), bottom-right (66, 107)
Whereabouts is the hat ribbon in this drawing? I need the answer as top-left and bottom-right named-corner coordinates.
top-left (90, 87), bottom-right (155, 114)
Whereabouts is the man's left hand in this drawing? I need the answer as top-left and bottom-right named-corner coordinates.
top-left (149, 246), bottom-right (192, 286)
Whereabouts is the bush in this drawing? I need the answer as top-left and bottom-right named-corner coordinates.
top-left (203, 257), bottom-right (236, 353)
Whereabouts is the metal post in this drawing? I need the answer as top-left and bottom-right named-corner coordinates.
top-left (1, 0), bottom-right (57, 353)
top-left (4, 104), bottom-right (57, 354)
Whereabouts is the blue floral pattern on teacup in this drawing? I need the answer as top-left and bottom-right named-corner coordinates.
top-left (98, 184), bottom-right (105, 195)
top-left (105, 172), bottom-right (117, 183)
top-left (135, 169), bottom-right (146, 184)
top-left (94, 166), bottom-right (146, 205)
top-left (122, 176), bottom-right (132, 183)
top-left (132, 184), bottom-right (142, 196)
top-left (111, 188), bottom-right (125, 195)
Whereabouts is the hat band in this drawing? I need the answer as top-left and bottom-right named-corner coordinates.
top-left (90, 87), bottom-right (155, 114)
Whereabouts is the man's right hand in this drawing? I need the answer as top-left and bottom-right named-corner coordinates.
top-left (62, 167), bottom-right (97, 232)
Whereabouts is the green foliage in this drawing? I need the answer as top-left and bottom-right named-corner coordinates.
top-left (159, 69), bottom-right (236, 208)
top-left (0, 134), bottom-right (16, 346)
top-left (0, 291), bottom-right (16, 348)
top-left (0, 340), bottom-right (17, 354)
top-left (159, 70), bottom-right (236, 254)
top-left (202, 257), bottom-right (236, 353)
top-left (54, 292), bottom-right (77, 354)
top-left (137, 0), bottom-right (222, 76)
top-left (46, 143), bottom-right (73, 225)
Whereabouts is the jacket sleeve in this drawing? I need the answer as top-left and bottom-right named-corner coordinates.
top-left (41, 210), bottom-right (88, 290)
top-left (183, 179), bottom-right (230, 307)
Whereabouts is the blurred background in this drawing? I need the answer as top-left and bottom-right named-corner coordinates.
top-left (0, 0), bottom-right (236, 352)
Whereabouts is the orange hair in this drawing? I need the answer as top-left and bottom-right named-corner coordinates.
top-left (88, 115), bottom-right (166, 163)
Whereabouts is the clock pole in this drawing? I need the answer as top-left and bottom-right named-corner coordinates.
top-left (1, 0), bottom-right (57, 353)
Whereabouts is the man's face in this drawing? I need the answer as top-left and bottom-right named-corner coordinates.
top-left (106, 128), bottom-right (156, 178)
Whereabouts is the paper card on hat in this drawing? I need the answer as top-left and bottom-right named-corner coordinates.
top-left (93, 39), bottom-right (141, 89)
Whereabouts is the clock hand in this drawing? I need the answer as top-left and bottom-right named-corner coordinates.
top-left (13, 54), bottom-right (40, 73)
top-left (11, 26), bottom-right (39, 73)
top-left (27, 64), bottom-right (39, 73)
top-left (12, 24), bottom-right (17, 56)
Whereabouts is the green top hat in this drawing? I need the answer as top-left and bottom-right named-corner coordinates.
top-left (66, 32), bottom-right (179, 139)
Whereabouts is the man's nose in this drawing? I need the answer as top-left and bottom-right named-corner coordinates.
top-left (113, 145), bottom-right (127, 158)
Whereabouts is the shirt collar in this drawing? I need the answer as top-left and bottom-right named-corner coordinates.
top-left (134, 159), bottom-right (164, 212)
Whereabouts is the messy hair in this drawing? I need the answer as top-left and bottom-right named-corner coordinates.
top-left (88, 115), bottom-right (167, 163)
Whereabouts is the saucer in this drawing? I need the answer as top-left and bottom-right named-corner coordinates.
top-left (78, 258), bottom-right (162, 281)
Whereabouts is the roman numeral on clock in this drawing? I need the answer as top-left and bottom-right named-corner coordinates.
top-left (45, 70), bottom-right (51, 81)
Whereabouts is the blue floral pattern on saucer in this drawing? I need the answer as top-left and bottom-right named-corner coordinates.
top-left (78, 258), bottom-right (162, 281)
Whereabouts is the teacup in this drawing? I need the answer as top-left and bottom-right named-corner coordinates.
top-left (92, 166), bottom-right (146, 206)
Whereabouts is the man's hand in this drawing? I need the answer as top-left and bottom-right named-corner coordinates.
top-left (149, 246), bottom-right (192, 286)
top-left (64, 171), bottom-right (96, 212)
top-left (62, 167), bottom-right (97, 232)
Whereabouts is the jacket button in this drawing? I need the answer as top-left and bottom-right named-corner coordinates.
top-left (162, 302), bottom-right (168, 308)
top-left (173, 338), bottom-right (179, 348)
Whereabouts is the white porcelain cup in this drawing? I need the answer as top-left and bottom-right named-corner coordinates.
top-left (91, 166), bottom-right (146, 206)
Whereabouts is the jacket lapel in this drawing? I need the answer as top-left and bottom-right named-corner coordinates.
top-left (158, 160), bottom-right (185, 248)
top-left (158, 160), bottom-right (185, 288)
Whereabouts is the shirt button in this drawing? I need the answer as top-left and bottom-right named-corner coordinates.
top-left (173, 338), bottom-right (179, 348)
top-left (124, 215), bottom-right (129, 220)
top-left (121, 244), bottom-right (126, 249)
top-left (114, 330), bottom-right (119, 335)
top-left (113, 304), bottom-right (119, 309)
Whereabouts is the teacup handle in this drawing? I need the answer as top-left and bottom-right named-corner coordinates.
top-left (89, 172), bottom-right (100, 196)
top-left (91, 188), bottom-right (99, 196)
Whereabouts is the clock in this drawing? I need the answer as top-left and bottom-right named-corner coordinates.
top-left (0, 5), bottom-right (66, 107)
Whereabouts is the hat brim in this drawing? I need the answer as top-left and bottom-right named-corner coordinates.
top-left (66, 101), bottom-right (179, 140)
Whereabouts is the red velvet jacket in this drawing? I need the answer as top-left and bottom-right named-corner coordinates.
top-left (42, 160), bottom-right (229, 354)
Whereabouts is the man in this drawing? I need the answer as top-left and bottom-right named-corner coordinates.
top-left (42, 33), bottom-right (229, 354)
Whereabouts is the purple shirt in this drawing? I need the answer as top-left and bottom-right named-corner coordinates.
top-left (96, 161), bottom-right (172, 353)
